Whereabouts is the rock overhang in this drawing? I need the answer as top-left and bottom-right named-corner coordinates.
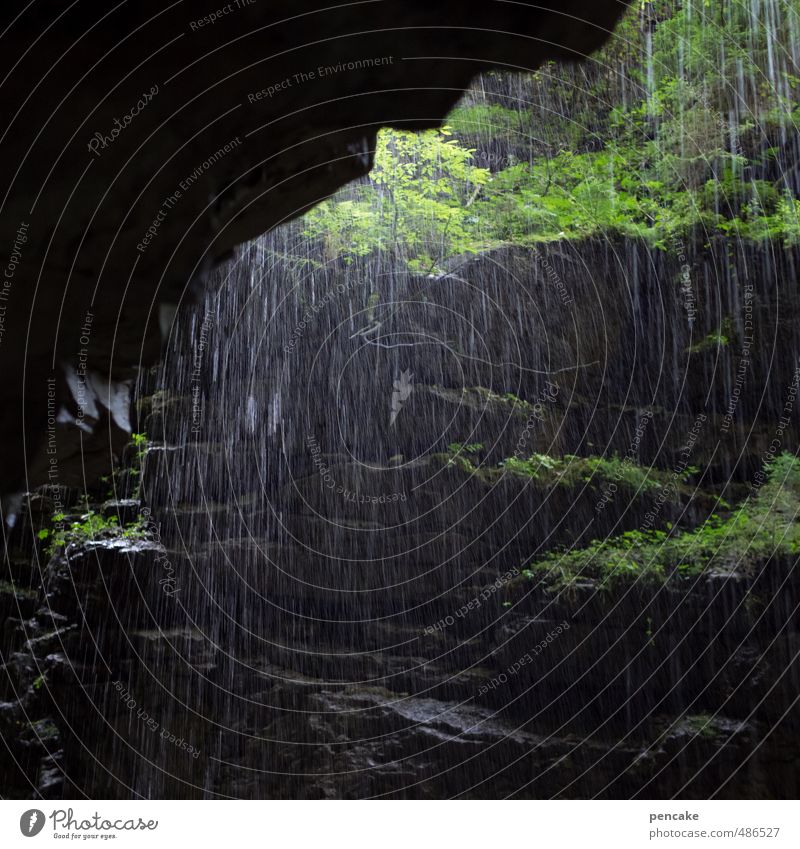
top-left (0, 0), bottom-right (628, 498)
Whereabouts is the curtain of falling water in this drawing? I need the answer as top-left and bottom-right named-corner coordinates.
top-left (125, 0), bottom-right (800, 798)
top-left (131, 235), bottom-right (800, 798)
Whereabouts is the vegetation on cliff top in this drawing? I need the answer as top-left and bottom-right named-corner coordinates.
top-left (302, 0), bottom-right (800, 271)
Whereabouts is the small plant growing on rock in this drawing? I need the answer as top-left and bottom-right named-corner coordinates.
top-left (37, 432), bottom-right (152, 557)
top-left (38, 510), bottom-right (151, 557)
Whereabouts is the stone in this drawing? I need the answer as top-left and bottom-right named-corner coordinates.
top-left (0, 1), bottom-right (627, 496)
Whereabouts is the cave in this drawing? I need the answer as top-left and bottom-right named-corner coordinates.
top-left (1, 0), bottom-right (800, 807)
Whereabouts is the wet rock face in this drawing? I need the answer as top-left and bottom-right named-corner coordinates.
top-left (142, 238), bottom-right (800, 495)
top-left (3, 239), bottom-right (799, 800)
top-left (2, 522), bottom-right (798, 799)
top-left (0, 0), bottom-right (627, 497)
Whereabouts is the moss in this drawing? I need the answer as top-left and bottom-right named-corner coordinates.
top-left (522, 453), bottom-right (800, 590)
top-left (683, 714), bottom-right (720, 740)
top-left (427, 385), bottom-right (534, 417)
top-left (439, 448), bottom-right (693, 500)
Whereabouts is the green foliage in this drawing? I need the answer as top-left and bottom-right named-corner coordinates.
top-left (303, 126), bottom-right (491, 272)
top-left (128, 432), bottom-right (148, 485)
top-left (42, 512), bottom-right (111, 556)
top-left (131, 432), bottom-right (148, 453)
top-left (497, 452), bottom-right (684, 493)
top-left (40, 512), bottom-right (116, 556)
top-left (447, 442), bottom-right (484, 456)
top-left (438, 448), bottom-right (695, 502)
top-left (443, 442), bottom-right (485, 473)
top-left (299, 0), bottom-right (800, 267)
top-left (523, 453), bottom-right (800, 590)
top-left (687, 320), bottom-right (732, 354)
top-left (38, 433), bottom-right (152, 557)
top-left (681, 715), bottom-right (719, 740)
top-left (39, 509), bottom-right (152, 557)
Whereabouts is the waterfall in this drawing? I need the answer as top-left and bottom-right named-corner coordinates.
top-left (116, 0), bottom-right (800, 798)
top-left (5, 0), bottom-right (799, 801)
